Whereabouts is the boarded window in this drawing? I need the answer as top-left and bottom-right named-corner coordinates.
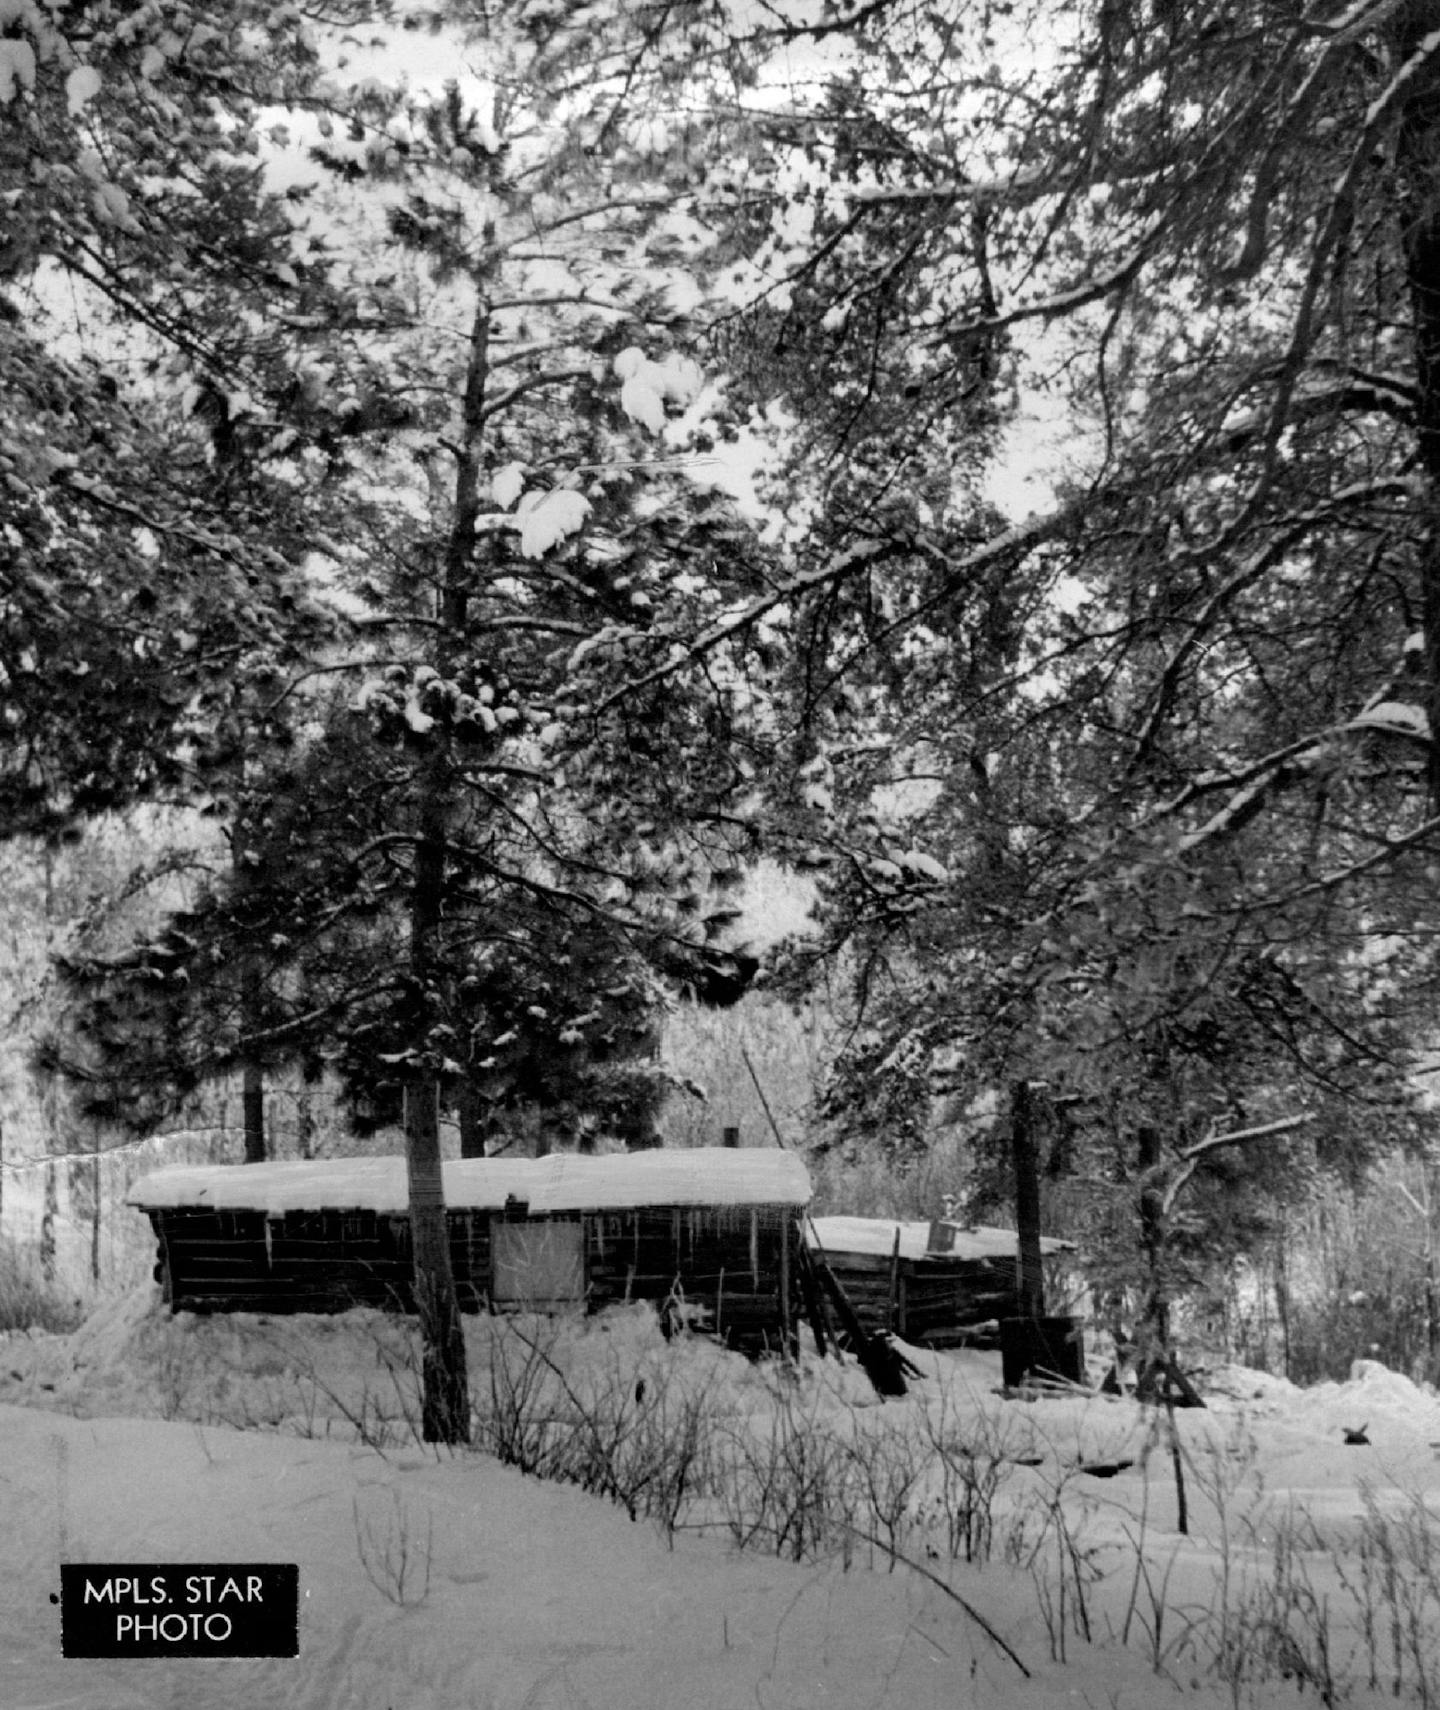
top-left (491, 1217), bottom-right (585, 1309)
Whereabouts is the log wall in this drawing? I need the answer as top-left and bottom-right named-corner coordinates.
top-left (148, 1201), bottom-right (799, 1349)
top-left (586, 1204), bottom-right (796, 1348)
top-left (818, 1249), bottom-right (1022, 1347)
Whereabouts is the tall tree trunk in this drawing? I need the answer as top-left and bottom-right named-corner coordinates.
top-left (1011, 1078), bottom-right (1045, 1318)
top-left (1425, 1164), bottom-right (1440, 1376)
top-left (234, 792), bottom-right (267, 1163)
top-left (40, 1159), bottom-right (57, 1283)
top-left (404, 590), bottom-right (472, 1447)
top-left (402, 267), bottom-right (494, 1443)
top-left (1394, 3), bottom-right (1440, 806)
top-left (1274, 1217), bottom-right (1292, 1382)
top-left (1137, 1122), bottom-right (1168, 1359)
top-left (456, 1080), bottom-right (484, 1159)
top-left (296, 1082), bottom-right (315, 1161)
top-left (403, 1075), bottom-right (468, 1441)
top-left (1393, 15), bottom-right (1440, 1384)
top-left (90, 1141), bottom-right (101, 1286)
top-left (241, 1062), bottom-right (266, 1164)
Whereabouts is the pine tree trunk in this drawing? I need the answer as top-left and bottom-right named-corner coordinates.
top-left (401, 269), bottom-right (495, 1443)
top-left (40, 1159), bottom-right (57, 1283)
top-left (1394, 2), bottom-right (1440, 805)
top-left (234, 791), bottom-right (267, 1162)
top-left (296, 1083), bottom-right (314, 1160)
top-left (1136, 1124), bottom-right (1170, 1398)
top-left (404, 597), bottom-right (473, 1445)
top-left (241, 1062), bottom-right (265, 1165)
top-left (404, 1072), bottom-right (469, 1444)
top-left (457, 1080), bottom-right (484, 1159)
top-left (1425, 1165), bottom-right (1439, 1375)
top-left (1274, 1219), bottom-right (1292, 1383)
top-left (1011, 1079), bottom-right (1045, 1319)
top-left (90, 1145), bottom-right (101, 1285)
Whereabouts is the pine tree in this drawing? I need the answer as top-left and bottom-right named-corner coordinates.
top-left (13, 0), bottom-right (807, 1440)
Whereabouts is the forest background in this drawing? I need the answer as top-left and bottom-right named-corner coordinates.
top-left (6, 0), bottom-right (1440, 1428)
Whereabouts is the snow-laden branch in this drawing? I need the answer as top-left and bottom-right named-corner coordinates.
top-left (1219, 4), bottom-right (1377, 284)
top-left (921, 221), bottom-right (1163, 346)
top-left (845, 169), bottom-right (1049, 207)
top-left (1212, 370), bottom-right (1416, 453)
top-left (1246, 813), bottom-right (1440, 913)
top-left (594, 514), bottom-right (1062, 712)
top-left (1131, 476), bottom-right (1415, 771)
top-left (478, 367), bottom-right (594, 426)
top-left (1229, 24), bottom-right (1440, 507)
top-left (1157, 1113), bottom-right (1315, 1216)
top-left (1168, 698), bottom-right (1431, 858)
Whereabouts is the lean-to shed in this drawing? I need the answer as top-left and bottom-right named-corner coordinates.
top-left (808, 1216), bottom-right (1076, 1346)
top-left (127, 1148), bottom-right (812, 1351)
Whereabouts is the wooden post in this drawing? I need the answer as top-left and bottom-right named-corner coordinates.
top-left (90, 1142), bottom-right (102, 1286)
top-left (795, 1239), bottom-right (830, 1357)
top-left (779, 1214), bottom-right (793, 1354)
top-left (1425, 1165), bottom-right (1440, 1373)
top-left (886, 1226), bottom-right (902, 1335)
top-left (1011, 1079), bottom-right (1045, 1319)
top-left (1136, 1122), bottom-right (1167, 1388)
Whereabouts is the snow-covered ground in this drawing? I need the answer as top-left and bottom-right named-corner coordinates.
top-left (5, 1291), bottom-right (1440, 1708)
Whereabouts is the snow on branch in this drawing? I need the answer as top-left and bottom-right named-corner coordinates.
top-left (1345, 701), bottom-right (1432, 742)
top-left (1158, 1113), bottom-right (1315, 1216)
top-left (1131, 477), bottom-right (1414, 773)
top-left (1235, 25), bottom-right (1440, 495)
top-left (1249, 813), bottom-right (1440, 913)
top-left (594, 514), bottom-right (1062, 713)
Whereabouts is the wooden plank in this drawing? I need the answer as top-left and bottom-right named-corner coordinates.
top-left (779, 1217), bottom-right (792, 1352)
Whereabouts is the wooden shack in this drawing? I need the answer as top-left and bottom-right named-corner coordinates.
top-left (127, 1148), bottom-right (812, 1351)
top-left (808, 1216), bottom-right (1075, 1347)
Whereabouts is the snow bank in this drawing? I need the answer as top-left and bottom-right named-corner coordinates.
top-left (127, 1146), bottom-right (812, 1216)
top-left (0, 1391), bottom-right (1207, 1710)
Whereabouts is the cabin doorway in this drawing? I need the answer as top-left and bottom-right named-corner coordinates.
top-left (491, 1217), bottom-right (585, 1310)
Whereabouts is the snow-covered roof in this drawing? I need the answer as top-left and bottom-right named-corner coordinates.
top-left (807, 1216), bottom-right (1072, 1262)
top-left (126, 1148), bottom-right (812, 1216)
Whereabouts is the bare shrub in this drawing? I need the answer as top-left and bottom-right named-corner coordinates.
top-left (915, 1390), bottom-right (1023, 1566)
top-left (474, 1315), bottom-right (569, 1477)
top-left (1004, 1466), bottom-right (1104, 1665)
top-left (353, 1487), bottom-right (433, 1608)
top-left (242, 1316), bottom-right (424, 1453)
top-left (713, 1372), bottom-right (858, 1562)
top-left (474, 1312), bottom-right (721, 1540)
top-left (1333, 1483), bottom-right (1440, 1706)
top-left (846, 1410), bottom-right (928, 1568)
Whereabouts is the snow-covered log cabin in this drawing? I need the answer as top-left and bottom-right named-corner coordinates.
top-left (127, 1148), bottom-right (812, 1351)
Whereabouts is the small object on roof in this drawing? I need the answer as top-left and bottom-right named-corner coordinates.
top-left (1343, 1424), bottom-right (1370, 1446)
